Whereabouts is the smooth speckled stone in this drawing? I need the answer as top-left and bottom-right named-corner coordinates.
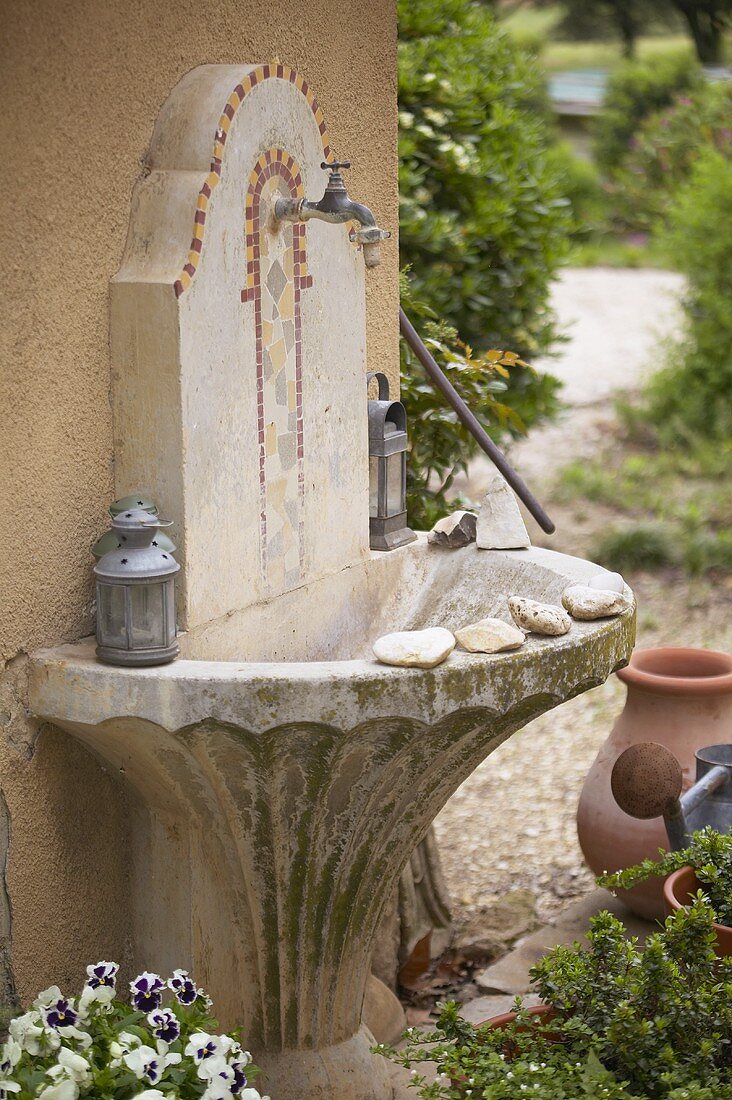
top-left (428, 510), bottom-right (478, 549)
top-left (508, 596), bottom-right (571, 637)
top-left (588, 571), bottom-right (625, 594)
top-left (455, 618), bottom-right (526, 654)
top-left (562, 585), bottom-right (632, 621)
top-left (373, 628), bottom-right (456, 669)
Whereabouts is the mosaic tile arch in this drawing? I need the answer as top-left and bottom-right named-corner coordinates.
top-left (173, 63), bottom-right (331, 298)
top-left (243, 149), bottom-right (310, 591)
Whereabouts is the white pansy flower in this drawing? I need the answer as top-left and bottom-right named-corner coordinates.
top-left (0, 1038), bottom-right (21, 1070)
top-left (9, 1010), bottom-right (50, 1055)
top-left (185, 1031), bottom-right (236, 1079)
top-left (131, 1093), bottom-right (168, 1100)
top-left (202, 1079), bottom-right (234, 1100)
top-left (123, 1043), bottom-right (181, 1084)
top-left (33, 987), bottom-right (63, 1011)
top-left (37, 1082), bottom-right (79, 1100)
top-left (46, 1046), bottom-right (91, 1086)
top-left (78, 981), bottom-right (115, 1017)
top-left (0, 1082), bottom-right (20, 1098)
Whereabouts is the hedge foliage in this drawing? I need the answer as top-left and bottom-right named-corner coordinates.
top-left (398, 0), bottom-right (568, 528)
top-left (594, 50), bottom-right (703, 173)
top-left (645, 147), bottom-right (732, 441)
top-left (398, 0), bottom-right (571, 359)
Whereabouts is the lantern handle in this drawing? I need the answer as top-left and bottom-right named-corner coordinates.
top-left (366, 372), bottom-right (390, 401)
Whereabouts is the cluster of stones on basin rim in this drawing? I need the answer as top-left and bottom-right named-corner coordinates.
top-left (373, 476), bottom-right (632, 669)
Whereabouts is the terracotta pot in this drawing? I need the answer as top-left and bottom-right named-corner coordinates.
top-left (663, 865), bottom-right (732, 957)
top-left (577, 646), bottom-right (732, 920)
top-left (452, 1006), bottom-right (557, 1088)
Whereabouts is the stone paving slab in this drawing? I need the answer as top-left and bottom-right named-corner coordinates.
top-left (475, 888), bottom-right (655, 996)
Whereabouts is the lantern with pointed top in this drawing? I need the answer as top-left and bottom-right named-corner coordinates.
top-left (368, 373), bottom-right (417, 551)
top-left (94, 509), bottom-right (180, 666)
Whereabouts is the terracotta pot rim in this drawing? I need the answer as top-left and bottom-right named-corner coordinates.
top-left (663, 865), bottom-right (732, 935)
top-left (477, 1004), bottom-right (554, 1030)
top-left (618, 646), bottom-right (732, 696)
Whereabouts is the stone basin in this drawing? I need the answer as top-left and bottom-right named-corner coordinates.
top-left (29, 538), bottom-right (634, 1100)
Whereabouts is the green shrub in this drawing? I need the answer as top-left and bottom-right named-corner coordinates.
top-left (645, 148), bottom-right (732, 441)
top-left (591, 523), bottom-right (676, 571)
top-left (400, 274), bottom-right (561, 530)
top-left (600, 827), bottom-right (732, 927)
top-left (594, 51), bottom-right (703, 173)
top-left (610, 82), bottom-right (732, 231)
top-left (379, 897), bottom-right (732, 1097)
top-left (399, 0), bottom-right (572, 359)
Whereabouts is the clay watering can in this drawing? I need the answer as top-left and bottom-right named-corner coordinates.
top-left (611, 741), bottom-right (732, 850)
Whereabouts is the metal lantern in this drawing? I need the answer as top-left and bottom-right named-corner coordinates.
top-left (94, 508), bottom-right (180, 666)
top-left (368, 372), bottom-right (417, 551)
top-left (92, 493), bottom-right (176, 559)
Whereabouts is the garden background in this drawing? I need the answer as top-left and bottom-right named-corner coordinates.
top-left (398, 0), bottom-right (732, 963)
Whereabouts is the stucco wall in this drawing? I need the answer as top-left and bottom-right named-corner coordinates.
top-left (0, 0), bottom-right (398, 1003)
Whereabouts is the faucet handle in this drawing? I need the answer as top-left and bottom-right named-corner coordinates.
top-left (321, 160), bottom-right (351, 172)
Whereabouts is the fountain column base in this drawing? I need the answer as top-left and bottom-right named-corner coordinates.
top-left (259, 1027), bottom-right (393, 1100)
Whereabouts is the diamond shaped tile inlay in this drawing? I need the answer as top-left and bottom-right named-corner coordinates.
top-left (266, 259), bottom-right (287, 305)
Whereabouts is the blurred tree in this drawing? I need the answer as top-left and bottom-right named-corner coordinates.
top-left (546, 0), bottom-right (729, 62)
top-left (668, 0), bottom-right (731, 63)
top-left (556, 0), bottom-right (672, 57)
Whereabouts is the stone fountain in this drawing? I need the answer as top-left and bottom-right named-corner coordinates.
top-left (28, 65), bottom-right (635, 1099)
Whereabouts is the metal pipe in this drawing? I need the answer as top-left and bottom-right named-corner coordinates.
top-left (399, 307), bottom-right (556, 535)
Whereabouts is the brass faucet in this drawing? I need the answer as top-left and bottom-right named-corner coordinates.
top-left (274, 161), bottom-right (390, 268)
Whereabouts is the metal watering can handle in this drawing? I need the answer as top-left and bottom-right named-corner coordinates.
top-left (366, 372), bottom-right (390, 401)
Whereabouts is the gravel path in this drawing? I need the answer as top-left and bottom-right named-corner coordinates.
top-left (434, 266), bottom-right (729, 926)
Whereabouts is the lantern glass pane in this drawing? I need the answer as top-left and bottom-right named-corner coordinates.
top-left (164, 579), bottom-right (177, 645)
top-left (369, 455), bottom-right (380, 518)
top-left (386, 452), bottom-right (404, 516)
top-left (129, 584), bottom-right (166, 649)
top-left (98, 584), bottom-right (127, 648)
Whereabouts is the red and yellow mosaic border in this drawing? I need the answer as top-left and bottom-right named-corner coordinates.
top-left (241, 149), bottom-right (312, 302)
top-left (173, 63), bottom-right (331, 299)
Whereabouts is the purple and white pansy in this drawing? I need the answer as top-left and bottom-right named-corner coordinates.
top-left (147, 1007), bottom-right (181, 1044)
top-left (168, 968), bottom-right (200, 1006)
top-left (85, 961), bottom-right (118, 990)
top-left (129, 972), bottom-right (166, 1012)
top-left (0, 962), bottom-right (269, 1100)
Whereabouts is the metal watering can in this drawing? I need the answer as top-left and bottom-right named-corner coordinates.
top-left (611, 742), bottom-right (732, 851)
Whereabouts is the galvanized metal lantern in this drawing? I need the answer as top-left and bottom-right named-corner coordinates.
top-left (368, 372), bottom-right (417, 551)
top-left (91, 493), bottom-right (176, 560)
top-left (94, 508), bottom-right (180, 666)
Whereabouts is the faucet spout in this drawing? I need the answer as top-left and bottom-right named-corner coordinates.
top-left (273, 160), bottom-right (390, 267)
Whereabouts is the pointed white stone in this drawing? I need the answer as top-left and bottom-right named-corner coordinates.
top-left (373, 628), bottom-right (456, 669)
top-left (455, 618), bottom-right (526, 654)
top-left (476, 471), bottom-right (531, 550)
